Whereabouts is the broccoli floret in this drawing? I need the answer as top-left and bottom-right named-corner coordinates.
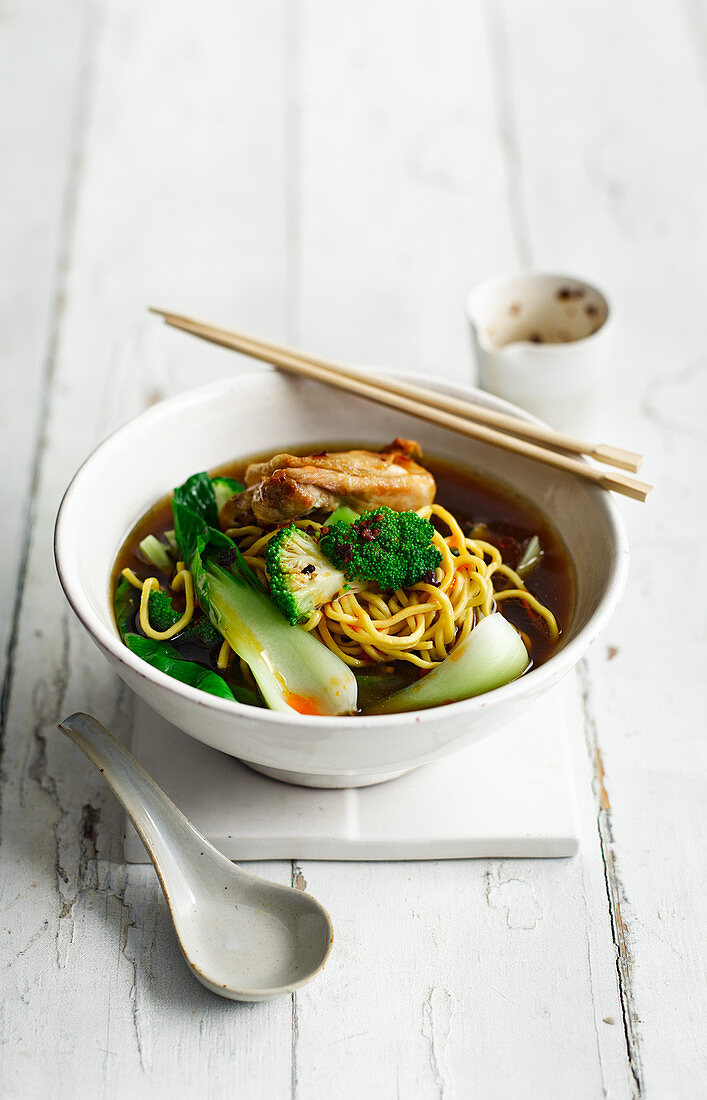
top-left (186, 614), bottom-right (222, 647)
top-left (320, 507), bottom-right (442, 591)
top-left (265, 526), bottom-right (347, 625)
top-left (147, 589), bottom-right (189, 633)
top-left (147, 589), bottom-right (221, 646)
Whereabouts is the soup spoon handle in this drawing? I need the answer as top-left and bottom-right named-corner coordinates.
top-left (59, 712), bottom-right (335, 1002)
top-left (58, 711), bottom-right (227, 875)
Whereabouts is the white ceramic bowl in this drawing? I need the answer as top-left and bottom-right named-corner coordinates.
top-left (55, 371), bottom-right (628, 787)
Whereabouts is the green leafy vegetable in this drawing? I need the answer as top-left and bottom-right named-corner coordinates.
top-left (146, 588), bottom-right (221, 646)
top-left (171, 475), bottom-right (358, 716)
top-left (325, 504), bottom-right (359, 526)
top-left (265, 526), bottom-right (346, 624)
top-left (212, 476), bottom-right (245, 512)
top-left (320, 506), bottom-right (442, 591)
top-left (114, 577), bottom-right (136, 638)
top-left (162, 529), bottom-right (178, 553)
top-left (114, 578), bottom-right (251, 703)
top-left (138, 534), bottom-right (173, 571)
top-left (366, 613), bottom-right (529, 714)
top-left (172, 498), bottom-right (232, 572)
top-left (124, 634), bottom-right (237, 702)
top-left (173, 472), bottom-right (219, 529)
top-left (516, 535), bottom-right (542, 579)
top-left (195, 560), bottom-right (356, 714)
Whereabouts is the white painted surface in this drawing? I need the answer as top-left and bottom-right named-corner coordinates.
top-left (124, 686), bottom-right (578, 861)
top-left (1, 1), bottom-right (704, 1097)
top-left (60, 712), bottom-right (334, 1002)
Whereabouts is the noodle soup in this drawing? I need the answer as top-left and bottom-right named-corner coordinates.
top-left (112, 446), bottom-right (574, 715)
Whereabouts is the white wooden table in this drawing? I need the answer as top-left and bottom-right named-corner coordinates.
top-left (2, 2), bottom-right (705, 1096)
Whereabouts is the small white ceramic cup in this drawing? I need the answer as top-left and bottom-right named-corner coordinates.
top-left (466, 272), bottom-right (612, 435)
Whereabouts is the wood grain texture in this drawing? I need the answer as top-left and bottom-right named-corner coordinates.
top-left (0, 0), bottom-right (89, 707)
top-left (1, 1), bottom-right (294, 1094)
top-left (501, 1), bottom-right (707, 1094)
top-left (1, 0), bottom-right (705, 1097)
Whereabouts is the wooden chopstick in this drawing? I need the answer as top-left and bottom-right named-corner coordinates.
top-left (150, 308), bottom-right (653, 503)
top-left (151, 308), bottom-right (642, 473)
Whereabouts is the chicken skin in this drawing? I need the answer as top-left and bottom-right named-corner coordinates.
top-left (221, 439), bottom-right (436, 527)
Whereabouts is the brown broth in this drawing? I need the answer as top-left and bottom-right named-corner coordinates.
top-left (112, 447), bottom-right (575, 712)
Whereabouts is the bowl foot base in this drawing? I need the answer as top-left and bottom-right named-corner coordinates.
top-left (239, 760), bottom-right (417, 789)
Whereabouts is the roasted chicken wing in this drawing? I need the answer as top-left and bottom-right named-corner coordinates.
top-left (221, 439), bottom-right (436, 526)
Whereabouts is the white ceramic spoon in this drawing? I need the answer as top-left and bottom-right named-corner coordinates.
top-left (59, 712), bottom-right (333, 1001)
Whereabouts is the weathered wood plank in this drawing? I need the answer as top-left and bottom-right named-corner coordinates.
top-left (0, 0), bottom-right (88, 692)
top-left (292, 1), bottom-right (518, 382)
top-left (1, 1), bottom-right (295, 1095)
top-left (293, 684), bottom-right (633, 1099)
top-left (503, 0), bottom-right (707, 1094)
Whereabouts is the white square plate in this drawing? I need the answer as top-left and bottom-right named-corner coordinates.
top-left (124, 684), bottom-right (578, 861)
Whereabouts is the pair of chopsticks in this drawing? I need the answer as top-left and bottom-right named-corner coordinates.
top-left (150, 308), bottom-right (652, 502)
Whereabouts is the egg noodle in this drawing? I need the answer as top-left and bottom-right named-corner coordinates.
top-left (225, 503), bottom-right (559, 670)
top-left (121, 504), bottom-right (558, 671)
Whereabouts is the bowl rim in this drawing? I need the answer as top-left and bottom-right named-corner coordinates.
top-left (54, 371), bottom-right (629, 729)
